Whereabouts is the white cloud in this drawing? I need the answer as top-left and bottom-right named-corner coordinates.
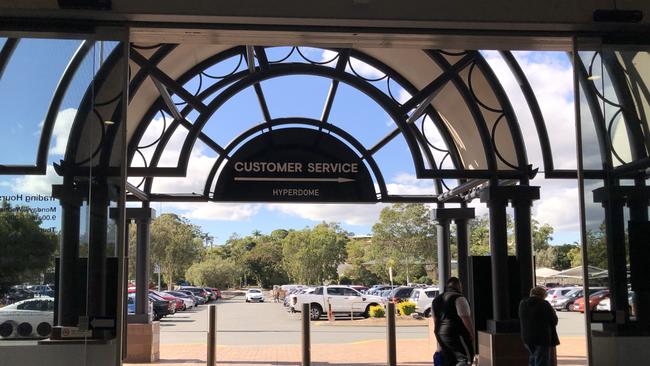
top-left (167, 202), bottom-right (261, 221)
top-left (0, 165), bottom-right (62, 196)
top-left (386, 173), bottom-right (436, 195)
top-left (49, 108), bottom-right (77, 155)
top-left (266, 203), bottom-right (386, 226)
top-left (321, 50), bottom-right (385, 80)
top-left (531, 178), bottom-right (580, 231)
top-left (483, 51), bottom-right (576, 170)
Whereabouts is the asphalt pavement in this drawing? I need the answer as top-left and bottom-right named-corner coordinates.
top-left (159, 297), bottom-right (586, 345)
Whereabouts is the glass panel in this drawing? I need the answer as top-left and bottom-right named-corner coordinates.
top-left (576, 40), bottom-right (650, 364)
top-left (0, 34), bottom-right (128, 366)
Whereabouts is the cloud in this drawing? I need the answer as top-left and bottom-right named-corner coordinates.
top-left (321, 50), bottom-right (385, 80)
top-left (0, 165), bottom-right (62, 196)
top-left (48, 108), bottom-right (77, 155)
top-left (167, 202), bottom-right (262, 221)
top-left (482, 51), bottom-right (576, 170)
top-left (266, 203), bottom-right (386, 226)
top-left (386, 173), bottom-right (436, 195)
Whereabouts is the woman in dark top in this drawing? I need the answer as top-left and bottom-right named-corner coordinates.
top-left (519, 286), bottom-right (560, 366)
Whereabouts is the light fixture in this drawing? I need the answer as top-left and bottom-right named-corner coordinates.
top-left (104, 120), bottom-right (115, 125)
top-left (587, 75), bottom-right (601, 81)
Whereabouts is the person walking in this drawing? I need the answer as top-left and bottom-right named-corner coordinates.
top-left (432, 277), bottom-right (475, 366)
top-left (519, 286), bottom-right (560, 366)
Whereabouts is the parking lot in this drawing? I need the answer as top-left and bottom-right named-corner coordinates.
top-left (129, 293), bottom-right (587, 366)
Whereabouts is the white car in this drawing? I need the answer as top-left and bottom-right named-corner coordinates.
top-left (0, 296), bottom-right (54, 339)
top-left (596, 297), bottom-right (611, 311)
top-left (409, 287), bottom-right (439, 317)
top-left (292, 286), bottom-right (386, 320)
top-left (245, 289), bottom-right (265, 303)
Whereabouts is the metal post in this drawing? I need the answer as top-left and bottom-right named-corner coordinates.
top-left (301, 303), bottom-right (311, 366)
top-left (207, 304), bottom-right (216, 366)
top-left (483, 188), bottom-right (510, 321)
top-left (387, 302), bottom-right (397, 366)
top-left (513, 199), bottom-right (534, 300)
top-left (88, 181), bottom-right (108, 320)
top-left (456, 218), bottom-right (470, 295)
top-left (56, 183), bottom-right (82, 327)
top-left (436, 218), bottom-right (451, 292)
top-left (135, 214), bottom-right (151, 318)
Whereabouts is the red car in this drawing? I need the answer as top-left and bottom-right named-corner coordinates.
top-left (211, 288), bottom-right (222, 299)
top-left (150, 290), bottom-right (184, 311)
top-left (575, 289), bottom-right (609, 312)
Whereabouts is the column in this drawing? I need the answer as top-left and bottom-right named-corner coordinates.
top-left (88, 180), bottom-right (109, 319)
top-left (53, 182), bottom-right (84, 327)
top-left (135, 212), bottom-right (152, 318)
top-left (436, 217), bottom-right (451, 291)
top-left (512, 186), bottom-right (539, 301)
top-left (481, 186), bottom-right (510, 322)
top-left (455, 217), bottom-right (471, 295)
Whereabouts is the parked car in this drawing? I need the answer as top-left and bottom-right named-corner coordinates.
top-left (388, 286), bottom-right (415, 304)
top-left (150, 290), bottom-right (185, 311)
top-left (127, 294), bottom-right (155, 322)
top-left (180, 286), bottom-right (209, 302)
top-left (594, 291), bottom-right (635, 313)
top-left (210, 288), bottom-right (222, 299)
top-left (27, 284), bottom-right (54, 297)
top-left (148, 293), bottom-right (175, 320)
top-left (545, 287), bottom-right (576, 303)
top-left (179, 290), bottom-right (206, 305)
top-left (551, 287), bottom-right (605, 311)
top-left (292, 285), bottom-right (386, 320)
top-left (0, 297), bottom-right (54, 338)
top-left (409, 287), bottom-right (439, 317)
top-left (164, 291), bottom-right (196, 309)
top-left (3, 288), bottom-right (35, 304)
top-left (575, 289), bottom-right (610, 312)
top-left (245, 289), bottom-right (265, 303)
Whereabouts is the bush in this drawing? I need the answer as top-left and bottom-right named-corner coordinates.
top-left (369, 305), bottom-right (385, 318)
top-left (397, 301), bottom-right (416, 316)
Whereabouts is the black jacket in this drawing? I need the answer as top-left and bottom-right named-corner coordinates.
top-left (518, 296), bottom-right (560, 347)
top-left (432, 289), bottom-right (468, 337)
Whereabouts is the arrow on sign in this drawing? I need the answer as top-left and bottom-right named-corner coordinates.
top-left (234, 177), bottom-right (355, 183)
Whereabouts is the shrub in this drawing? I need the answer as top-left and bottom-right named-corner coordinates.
top-left (397, 301), bottom-right (416, 316)
top-left (369, 305), bottom-right (385, 318)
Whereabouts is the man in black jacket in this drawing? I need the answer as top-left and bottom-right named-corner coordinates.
top-left (432, 277), bottom-right (475, 366)
top-left (519, 286), bottom-right (560, 366)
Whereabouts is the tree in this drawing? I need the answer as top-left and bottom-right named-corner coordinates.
top-left (243, 240), bottom-right (289, 287)
top-left (369, 203), bottom-right (436, 284)
top-left (532, 219), bottom-right (554, 251)
top-left (343, 237), bottom-right (381, 286)
top-left (150, 214), bottom-right (204, 289)
top-left (185, 252), bottom-right (242, 289)
top-left (282, 222), bottom-right (348, 284)
top-left (0, 201), bottom-right (57, 293)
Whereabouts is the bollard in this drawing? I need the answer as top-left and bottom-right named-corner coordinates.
top-left (301, 303), bottom-right (311, 366)
top-left (207, 304), bottom-right (216, 366)
top-left (386, 302), bottom-right (397, 366)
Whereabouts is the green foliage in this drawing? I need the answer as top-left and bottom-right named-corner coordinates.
top-left (369, 304), bottom-right (385, 318)
top-left (150, 214), bottom-right (204, 290)
top-left (343, 237), bottom-right (381, 285)
top-left (535, 243), bottom-right (576, 270)
top-left (185, 253), bottom-right (241, 289)
top-left (338, 275), bottom-right (352, 285)
top-left (0, 201), bottom-right (57, 293)
top-left (369, 203), bottom-right (436, 284)
top-left (282, 222), bottom-right (349, 285)
top-left (397, 301), bottom-right (416, 316)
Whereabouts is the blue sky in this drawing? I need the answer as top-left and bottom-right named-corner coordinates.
top-left (0, 39), bottom-right (585, 245)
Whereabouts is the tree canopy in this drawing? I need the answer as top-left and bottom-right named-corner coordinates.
top-left (0, 201), bottom-right (57, 293)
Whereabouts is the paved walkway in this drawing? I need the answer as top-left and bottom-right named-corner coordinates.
top-left (126, 336), bottom-right (586, 366)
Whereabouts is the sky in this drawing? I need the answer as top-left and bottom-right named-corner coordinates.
top-left (0, 38), bottom-right (592, 246)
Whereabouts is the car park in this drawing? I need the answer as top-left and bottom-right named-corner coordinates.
top-left (0, 296), bottom-right (54, 339)
top-left (545, 287), bottom-right (576, 303)
top-left (550, 287), bottom-right (604, 311)
top-left (3, 288), bottom-right (35, 304)
top-left (575, 289), bottom-right (610, 312)
top-left (292, 285), bottom-right (386, 320)
top-left (245, 289), bottom-right (265, 303)
top-left (179, 290), bottom-right (206, 305)
top-left (180, 286), bottom-right (209, 302)
top-left (409, 287), bottom-right (439, 317)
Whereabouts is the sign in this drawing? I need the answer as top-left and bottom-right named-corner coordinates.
top-left (154, 264), bottom-right (160, 274)
top-left (214, 128), bottom-right (376, 202)
top-left (59, 326), bottom-right (93, 338)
